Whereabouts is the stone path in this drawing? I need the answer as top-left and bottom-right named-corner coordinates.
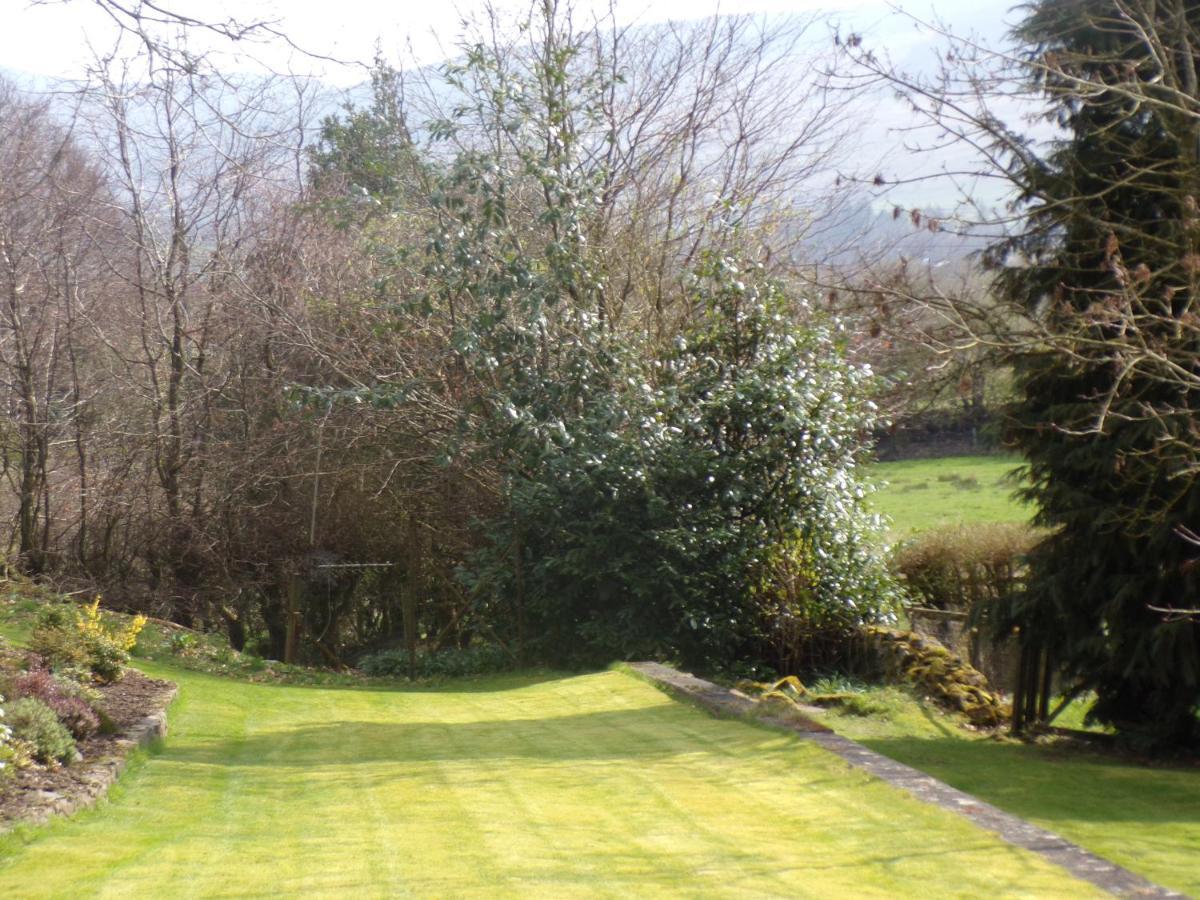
top-left (628, 661), bottom-right (1188, 899)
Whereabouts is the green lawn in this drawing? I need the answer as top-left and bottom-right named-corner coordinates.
top-left (861, 456), bottom-right (1199, 896)
top-left (0, 665), bottom-right (1100, 898)
top-left (815, 691), bottom-right (1200, 897)
top-left (870, 455), bottom-right (1031, 535)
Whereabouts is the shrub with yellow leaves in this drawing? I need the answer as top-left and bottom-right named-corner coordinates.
top-left (32, 598), bottom-right (146, 684)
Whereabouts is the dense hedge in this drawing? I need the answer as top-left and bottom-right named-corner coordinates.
top-left (892, 523), bottom-right (1038, 615)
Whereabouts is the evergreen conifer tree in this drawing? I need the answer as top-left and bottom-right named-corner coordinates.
top-left (998, 0), bottom-right (1200, 748)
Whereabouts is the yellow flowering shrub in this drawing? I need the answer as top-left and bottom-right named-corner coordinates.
top-left (77, 597), bottom-right (146, 653)
top-left (32, 598), bottom-right (145, 683)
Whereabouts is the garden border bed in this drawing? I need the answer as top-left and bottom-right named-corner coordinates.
top-left (1, 671), bottom-right (176, 831)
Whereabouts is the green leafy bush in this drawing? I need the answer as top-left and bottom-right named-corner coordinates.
top-left (464, 258), bottom-right (897, 670)
top-left (169, 632), bottom-right (199, 656)
top-left (28, 607), bottom-right (88, 670)
top-left (415, 28), bottom-right (895, 674)
top-left (0, 695), bottom-right (19, 779)
top-left (5, 697), bottom-right (76, 764)
top-left (85, 638), bottom-right (127, 684)
top-left (360, 645), bottom-right (514, 679)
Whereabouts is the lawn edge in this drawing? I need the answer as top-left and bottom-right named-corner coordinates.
top-left (622, 661), bottom-right (1188, 900)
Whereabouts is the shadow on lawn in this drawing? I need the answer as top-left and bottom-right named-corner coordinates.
top-left (854, 732), bottom-right (1200, 826)
top-left (162, 704), bottom-right (790, 768)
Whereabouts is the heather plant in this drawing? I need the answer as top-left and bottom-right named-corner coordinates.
top-left (6, 669), bottom-right (100, 740)
top-left (5, 696), bottom-right (76, 764)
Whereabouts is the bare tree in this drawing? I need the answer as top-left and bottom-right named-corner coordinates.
top-left (0, 78), bottom-right (116, 572)
top-left (407, 3), bottom-right (863, 337)
top-left (80, 39), bottom-right (302, 613)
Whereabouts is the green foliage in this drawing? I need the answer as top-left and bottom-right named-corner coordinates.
top-left (307, 54), bottom-right (422, 220)
top-left (832, 689), bottom-right (901, 719)
top-left (462, 257), bottom-right (897, 669)
top-left (84, 638), bottom-right (126, 684)
top-left (27, 615), bottom-right (88, 670)
top-left (168, 631), bottom-right (199, 656)
top-left (404, 24), bottom-right (894, 672)
top-left (5, 669), bottom-right (100, 740)
top-left (807, 673), bottom-right (872, 696)
top-left (0, 694), bottom-right (17, 779)
top-left (29, 600), bottom-right (144, 684)
top-left (996, 0), bottom-right (1200, 749)
top-left (359, 644), bottom-right (514, 679)
top-left (5, 696), bottom-right (76, 765)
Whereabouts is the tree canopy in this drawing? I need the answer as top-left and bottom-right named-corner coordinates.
top-left (998, 0), bottom-right (1200, 748)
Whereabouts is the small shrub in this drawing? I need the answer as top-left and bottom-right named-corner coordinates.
top-left (54, 697), bottom-right (101, 740)
top-left (31, 598), bottom-right (146, 683)
top-left (28, 610), bottom-right (88, 670)
top-left (360, 644), bottom-right (515, 679)
top-left (53, 664), bottom-right (99, 691)
top-left (169, 632), bottom-right (199, 656)
top-left (837, 692), bottom-right (897, 718)
top-left (53, 673), bottom-right (103, 706)
top-left (33, 605), bottom-right (72, 630)
top-left (808, 674), bottom-right (870, 696)
top-left (86, 638), bottom-right (127, 684)
top-left (753, 533), bottom-right (900, 676)
top-left (5, 697), bottom-right (76, 764)
top-left (76, 598), bottom-right (146, 683)
top-left (6, 669), bottom-right (100, 740)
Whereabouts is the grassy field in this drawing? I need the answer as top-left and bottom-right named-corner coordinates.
top-left (0, 665), bottom-right (1101, 898)
top-left (870, 455), bottom-right (1031, 535)
top-left (812, 690), bottom-right (1200, 897)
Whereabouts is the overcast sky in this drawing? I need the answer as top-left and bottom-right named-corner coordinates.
top-left (2, 0), bottom-right (1020, 86)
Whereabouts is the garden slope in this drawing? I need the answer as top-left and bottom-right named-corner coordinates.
top-left (0, 668), bottom-right (1098, 898)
